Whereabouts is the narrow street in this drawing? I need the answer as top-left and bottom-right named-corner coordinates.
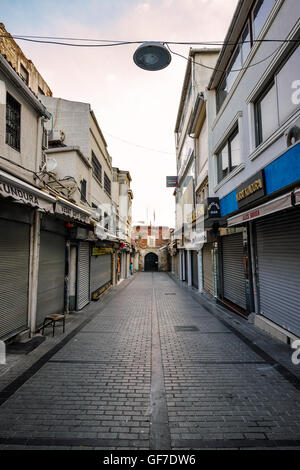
top-left (0, 272), bottom-right (300, 450)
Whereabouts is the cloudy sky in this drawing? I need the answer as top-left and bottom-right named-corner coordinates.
top-left (2, 0), bottom-right (238, 227)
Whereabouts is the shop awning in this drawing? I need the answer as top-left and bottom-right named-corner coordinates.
top-left (0, 169), bottom-right (56, 212)
top-left (227, 191), bottom-right (293, 227)
top-left (55, 196), bottom-right (92, 223)
top-left (294, 188), bottom-right (300, 206)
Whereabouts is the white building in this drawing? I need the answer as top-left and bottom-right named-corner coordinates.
top-left (206, 0), bottom-right (300, 342)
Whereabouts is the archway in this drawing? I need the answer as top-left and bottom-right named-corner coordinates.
top-left (144, 252), bottom-right (158, 272)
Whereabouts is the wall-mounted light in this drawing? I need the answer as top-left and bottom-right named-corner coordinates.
top-left (133, 42), bottom-right (171, 71)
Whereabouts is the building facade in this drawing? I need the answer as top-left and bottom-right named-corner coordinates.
top-left (133, 225), bottom-right (171, 272)
top-left (206, 0), bottom-right (300, 342)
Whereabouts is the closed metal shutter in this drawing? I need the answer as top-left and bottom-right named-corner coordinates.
top-left (90, 254), bottom-right (112, 295)
top-left (222, 233), bottom-right (246, 309)
top-left (36, 231), bottom-right (65, 327)
top-left (76, 242), bottom-right (90, 310)
top-left (184, 251), bottom-right (188, 282)
top-left (0, 219), bottom-right (30, 339)
top-left (192, 251), bottom-right (198, 288)
top-left (256, 209), bottom-right (300, 336)
top-left (203, 243), bottom-right (214, 296)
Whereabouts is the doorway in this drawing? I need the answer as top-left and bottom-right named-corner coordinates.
top-left (144, 252), bottom-right (158, 272)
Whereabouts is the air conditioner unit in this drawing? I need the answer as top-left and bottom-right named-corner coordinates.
top-left (42, 127), bottom-right (48, 149)
top-left (49, 129), bottom-right (65, 142)
top-left (285, 118), bottom-right (300, 148)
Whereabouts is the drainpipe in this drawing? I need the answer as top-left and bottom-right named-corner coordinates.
top-left (28, 210), bottom-right (41, 336)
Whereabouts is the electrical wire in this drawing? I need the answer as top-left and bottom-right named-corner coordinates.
top-left (166, 43), bottom-right (283, 73)
top-left (103, 131), bottom-right (176, 156)
top-left (1, 33), bottom-right (299, 73)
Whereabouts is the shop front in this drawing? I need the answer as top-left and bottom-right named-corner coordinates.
top-left (222, 141), bottom-right (300, 335)
top-left (0, 170), bottom-right (56, 339)
top-left (90, 246), bottom-right (113, 300)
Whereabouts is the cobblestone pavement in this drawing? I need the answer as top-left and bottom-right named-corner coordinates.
top-left (0, 272), bottom-right (300, 450)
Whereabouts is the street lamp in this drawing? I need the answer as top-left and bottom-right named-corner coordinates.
top-left (133, 42), bottom-right (171, 71)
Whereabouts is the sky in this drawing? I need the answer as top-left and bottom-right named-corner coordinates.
top-left (1, 0), bottom-right (238, 227)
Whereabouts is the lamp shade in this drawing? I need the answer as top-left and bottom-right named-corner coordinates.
top-left (133, 42), bottom-right (171, 71)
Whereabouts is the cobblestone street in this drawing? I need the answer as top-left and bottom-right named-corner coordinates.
top-left (0, 272), bottom-right (300, 450)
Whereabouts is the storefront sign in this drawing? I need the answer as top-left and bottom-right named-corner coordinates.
top-left (166, 176), bottom-right (178, 187)
top-left (0, 177), bottom-right (54, 212)
top-left (56, 201), bottom-right (90, 223)
top-left (228, 192), bottom-right (292, 227)
top-left (236, 170), bottom-right (265, 208)
top-left (91, 281), bottom-right (111, 300)
top-left (92, 247), bottom-right (113, 256)
top-left (207, 198), bottom-right (221, 218)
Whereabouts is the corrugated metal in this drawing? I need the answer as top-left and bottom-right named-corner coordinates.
top-left (256, 209), bottom-right (300, 336)
top-left (76, 242), bottom-right (90, 310)
top-left (36, 231), bottom-right (65, 327)
top-left (203, 243), bottom-right (214, 296)
top-left (192, 251), bottom-right (198, 288)
top-left (184, 250), bottom-right (188, 282)
top-left (222, 233), bottom-right (246, 309)
top-left (0, 219), bottom-right (29, 339)
top-left (90, 254), bottom-right (112, 294)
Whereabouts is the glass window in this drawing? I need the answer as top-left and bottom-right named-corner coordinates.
top-left (229, 132), bottom-right (241, 169)
top-left (226, 46), bottom-right (242, 92)
top-left (253, 0), bottom-right (275, 40)
top-left (217, 143), bottom-right (229, 183)
top-left (216, 74), bottom-right (227, 112)
top-left (277, 45), bottom-right (300, 125)
top-left (80, 179), bottom-right (87, 202)
top-left (92, 151), bottom-right (102, 183)
top-left (6, 93), bottom-right (21, 151)
top-left (241, 22), bottom-right (251, 64)
top-left (255, 82), bottom-right (278, 144)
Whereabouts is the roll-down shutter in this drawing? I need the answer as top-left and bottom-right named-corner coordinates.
top-left (222, 233), bottom-right (246, 309)
top-left (76, 242), bottom-right (90, 310)
top-left (203, 243), bottom-right (214, 296)
top-left (36, 231), bottom-right (65, 327)
top-left (192, 251), bottom-right (198, 288)
top-left (90, 254), bottom-right (112, 296)
top-left (184, 251), bottom-right (188, 282)
top-left (0, 219), bottom-right (30, 339)
top-left (256, 209), bottom-right (300, 336)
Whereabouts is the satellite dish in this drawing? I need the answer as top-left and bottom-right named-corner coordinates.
top-left (133, 42), bottom-right (171, 71)
top-left (46, 157), bottom-right (57, 172)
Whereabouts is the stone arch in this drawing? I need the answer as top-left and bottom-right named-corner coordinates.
top-left (144, 252), bottom-right (158, 272)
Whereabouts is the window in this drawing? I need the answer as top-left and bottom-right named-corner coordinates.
top-left (104, 172), bottom-right (111, 196)
top-left (217, 129), bottom-right (241, 183)
top-left (20, 64), bottom-right (29, 85)
top-left (252, 0), bottom-right (275, 40)
top-left (92, 151), bottom-right (102, 183)
top-left (6, 93), bottom-right (21, 151)
top-left (254, 44), bottom-right (300, 146)
top-left (80, 179), bottom-right (87, 202)
top-left (104, 211), bottom-right (109, 230)
top-left (216, 0), bottom-right (276, 113)
top-left (92, 203), bottom-right (102, 221)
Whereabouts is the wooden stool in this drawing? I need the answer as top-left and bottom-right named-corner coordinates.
top-left (42, 314), bottom-right (66, 337)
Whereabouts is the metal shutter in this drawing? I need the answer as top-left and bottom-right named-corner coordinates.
top-left (222, 233), bottom-right (246, 309)
top-left (184, 251), bottom-right (188, 282)
top-left (76, 242), bottom-right (90, 310)
top-left (90, 254), bottom-right (112, 294)
top-left (36, 231), bottom-right (65, 327)
top-left (0, 219), bottom-right (30, 339)
top-left (192, 251), bottom-right (198, 288)
top-left (203, 243), bottom-right (214, 296)
top-left (256, 209), bottom-right (300, 336)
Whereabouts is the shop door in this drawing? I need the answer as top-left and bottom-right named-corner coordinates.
top-left (0, 219), bottom-right (30, 339)
top-left (222, 233), bottom-right (246, 309)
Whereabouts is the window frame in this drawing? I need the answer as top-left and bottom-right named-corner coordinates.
top-left (104, 172), bottom-right (111, 196)
top-left (92, 151), bottom-right (102, 184)
top-left (6, 92), bottom-right (21, 152)
top-left (217, 127), bottom-right (240, 183)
